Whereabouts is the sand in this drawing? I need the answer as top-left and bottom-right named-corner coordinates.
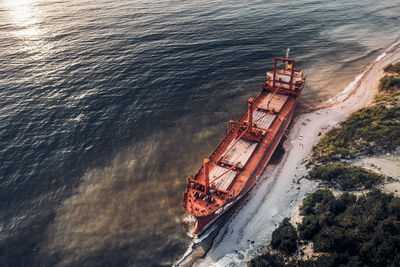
top-left (190, 41), bottom-right (400, 266)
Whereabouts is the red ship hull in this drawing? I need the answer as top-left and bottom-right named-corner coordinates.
top-left (193, 90), bottom-right (301, 234)
top-left (182, 56), bottom-right (306, 236)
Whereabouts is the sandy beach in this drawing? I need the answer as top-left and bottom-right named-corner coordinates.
top-left (184, 41), bottom-right (400, 266)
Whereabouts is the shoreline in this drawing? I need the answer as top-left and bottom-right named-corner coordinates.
top-left (302, 38), bottom-right (400, 114)
top-left (178, 41), bottom-right (400, 266)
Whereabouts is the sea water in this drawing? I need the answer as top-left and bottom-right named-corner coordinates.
top-left (1, 0), bottom-right (399, 265)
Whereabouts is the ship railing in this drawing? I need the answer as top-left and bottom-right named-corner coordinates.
top-left (264, 86), bottom-right (299, 97)
top-left (273, 57), bottom-right (296, 90)
top-left (182, 192), bottom-right (188, 209)
top-left (187, 178), bottom-right (229, 196)
top-left (228, 118), bottom-right (273, 135)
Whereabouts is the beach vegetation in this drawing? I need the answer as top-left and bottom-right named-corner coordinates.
top-left (250, 63), bottom-right (400, 267)
top-left (374, 89), bottom-right (400, 106)
top-left (250, 189), bottom-right (400, 266)
top-left (308, 163), bottom-right (383, 190)
top-left (311, 105), bottom-right (400, 162)
top-left (383, 62), bottom-right (400, 75)
top-left (248, 251), bottom-right (287, 267)
top-left (270, 217), bottom-right (298, 254)
top-left (311, 62), bottom-right (400, 163)
top-left (379, 75), bottom-right (400, 91)
top-left (298, 189), bottom-right (400, 266)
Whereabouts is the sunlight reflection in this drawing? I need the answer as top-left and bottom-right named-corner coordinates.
top-left (5, 0), bottom-right (42, 38)
top-left (3, 0), bottom-right (55, 62)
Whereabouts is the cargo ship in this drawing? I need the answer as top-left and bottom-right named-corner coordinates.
top-left (181, 51), bottom-right (306, 235)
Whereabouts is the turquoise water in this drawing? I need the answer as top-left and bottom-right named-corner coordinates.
top-left (0, 0), bottom-right (399, 265)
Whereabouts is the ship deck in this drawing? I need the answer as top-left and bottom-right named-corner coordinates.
top-left (184, 89), bottom-right (297, 217)
top-left (182, 62), bottom-right (305, 223)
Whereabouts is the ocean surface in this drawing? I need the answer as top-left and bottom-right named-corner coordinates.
top-left (1, 0), bottom-right (399, 266)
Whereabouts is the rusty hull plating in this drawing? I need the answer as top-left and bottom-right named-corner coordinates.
top-left (182, 54), bottom-right (306, 235)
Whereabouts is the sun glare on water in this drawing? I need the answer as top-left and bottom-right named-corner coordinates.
top-left (5, 0), bottom-right (42, 38)
top-left (3, 0), bottom-right (55, 61)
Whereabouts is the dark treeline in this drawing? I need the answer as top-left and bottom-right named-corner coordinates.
top-left (250, 189), bottom-right (400, 266)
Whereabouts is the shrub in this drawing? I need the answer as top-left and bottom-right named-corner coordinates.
top-left (250, 189), bottom-right (400, 265)
top-left (249, 252), bottom-right (285, 267)
top-left (297, 215), bottom-right (320, 240)
top-left (379, 75), bottom-right (400, 91)
top-left (300, 189), bottom-right (336, 216)
top-left (309, 164), bottom-right (384, 190)
top-left (312, 63), bottom-right (400, 163)
top-left (312, 105), bottom-right (400, 162)
top-left (384, 62), bottom-right (400, 74)
top-left (298, 189), bottom-right (400, 266)
top-left (271, 218), bottom-right (298, 254)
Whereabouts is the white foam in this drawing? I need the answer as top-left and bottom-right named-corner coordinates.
top-left (175, 245), bottom-right (194, 266)
top-left (325, 71), bottom-right (365, 105)
top-left (71, 113), bottom-right (84, 122)
top-left (324, 50), bottom-right (391, 106)
top-left (375, 52), bottom-right (387, 62)
top-left (174, 223), bottom-right (219, 267)
top-left (195, 223), bottom-right (218, 243)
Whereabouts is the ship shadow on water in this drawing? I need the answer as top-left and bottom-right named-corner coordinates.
top-left (176, 135), bottom-right (288, 266)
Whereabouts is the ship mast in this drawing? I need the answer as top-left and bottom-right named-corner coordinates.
top-left (285, 48), bottom-right (293, 72)
top-left (203, 158), bottom-right (210, 194)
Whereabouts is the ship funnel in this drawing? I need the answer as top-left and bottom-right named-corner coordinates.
top-left (248, 98), bottom-right (255, 130)
top-left (203, 158), bottom-right (210, 194)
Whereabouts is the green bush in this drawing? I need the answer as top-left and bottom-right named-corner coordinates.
top-left (271, 218), bottom-right (298, 254)
top-left (249, 252), bottom-right (286, 267)
top-left (250, 189), bottom-right (400, 266)
top-left (384, 62), bottom-right (400, 74)
top-left (297, 189), bottom-right (400, 266)
top-left (297, 215), bottom-right (320, 240)
top-left (379, 75), bottom-right (400, 91)
top-left (249, 252), bottom-right (340, 267)
top-left (312, 105), bottom-right (400, 162)
top-left (309, 164), bottom-right (384, 190)
top-left (300, 189), bottom-right (336, 216)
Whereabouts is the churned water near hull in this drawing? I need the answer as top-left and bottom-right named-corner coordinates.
top-left (0, 0), bottom-right (399, 266)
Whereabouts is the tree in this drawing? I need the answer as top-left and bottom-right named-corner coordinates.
top-left (271, 218), bottom-right (298, 254)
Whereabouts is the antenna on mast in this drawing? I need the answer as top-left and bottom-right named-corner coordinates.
top-left (286, 48), bottom-right (290, 59)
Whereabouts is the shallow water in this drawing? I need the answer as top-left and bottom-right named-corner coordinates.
top-left (1, 0), bottom-right (400, 265)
